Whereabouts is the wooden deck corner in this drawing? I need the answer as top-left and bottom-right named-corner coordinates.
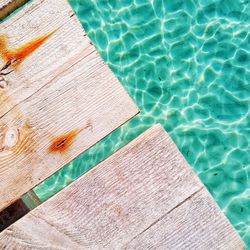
top-left (0, 0), bottom-right (138, 212)
top-left (0, 125), bottom-right (245, 249)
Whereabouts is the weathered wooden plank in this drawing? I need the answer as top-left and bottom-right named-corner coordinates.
top-left (0, 0), bottom-right (29, 21)
top-left (125, 188), bottom-right (245, 250)
top-left (0, 125), bottom-right (243, 249)
top-left (0, 0), bottom-right (90, 117)
top-left (0, 0), bottom-right (139, 212)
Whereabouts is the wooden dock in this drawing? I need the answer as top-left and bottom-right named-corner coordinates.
top-left (0, 0), bottom-right (246, 249)
top-left (0, 125), bottom-right (245, 249)
top-left (0, 0), bottom-right (138, 212)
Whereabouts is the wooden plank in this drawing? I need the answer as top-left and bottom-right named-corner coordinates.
top-left (0, 0), bottom-right (139, 212)
top-left (0, 0), bottom-right (91, 117)
top-left (0, 0), bottom-right (29, 21)
top-left (0, 125), bottom-right (244, 249)
top-left (125, 189), bottom-right (245, 250)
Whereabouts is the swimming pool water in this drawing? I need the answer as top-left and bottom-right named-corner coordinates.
top-left (34, 0), bottom-right (250, 246)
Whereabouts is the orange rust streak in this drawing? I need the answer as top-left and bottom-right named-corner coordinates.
top-left (0, 35), bottom-right (9, 61)
top-left (48, 129), bottom-right (82, 154)
top-left (0, 30), bottom-right (56, 67)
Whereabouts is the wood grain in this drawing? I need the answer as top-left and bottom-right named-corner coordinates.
top-left (125, 189), bottom-right (245, 250)
top-left (0, 125), bottom-right (244, 249)
top-left (0, 0), bottom-right (90, 117)
top-left (0, 0), bottom-right (138, 212)
top-left (0, 0), bottom-right (29, 21)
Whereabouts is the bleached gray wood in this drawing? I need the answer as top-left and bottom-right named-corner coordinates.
top-left (0, 125), bottom-right (244, 249)
top-left (0, 0), bottom-right (138, 212)
top-left (125, 188), bottom-right (245, 250)
top-left (0, 0), bottom-right (90, 117)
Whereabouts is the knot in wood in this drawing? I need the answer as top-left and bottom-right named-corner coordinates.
top-left (0, 76), bottom-right (8, 89)
top-left (4, 128), bottom-right (19, 149)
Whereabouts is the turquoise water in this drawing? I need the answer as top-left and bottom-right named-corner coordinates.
top-left (34, 0), bottom-right (250, 246)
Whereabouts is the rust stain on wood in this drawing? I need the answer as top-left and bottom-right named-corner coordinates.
top-left (48, 129), bottom-right (82, 154)
top-left (0, 30), bottom-right (56, 68)
top-left (48, 121), bottom-right (92, 154)
top-left (0, 31), bottom-right (57, 156)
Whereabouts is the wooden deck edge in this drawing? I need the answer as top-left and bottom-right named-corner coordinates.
top-left (0, 0), bottom-right (139, 212)
top-left (0, 0), bottom-right (30, 21)
top-left (0, 124), bottom-right (245, 249)
top-left (126, 186), bottom-right (246, 250)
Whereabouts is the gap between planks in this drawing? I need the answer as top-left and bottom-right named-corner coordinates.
top-left (0, 124), bottom-right (245, 249)
top-left (0, 0), bottom-right (139, 212)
